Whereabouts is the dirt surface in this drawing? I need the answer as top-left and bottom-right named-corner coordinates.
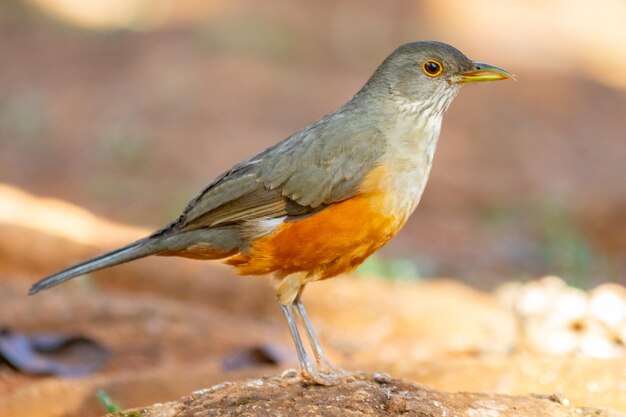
top-left (118, 374), bottom-right (625, 417)
top-left (1, 189), bottom-right (626, 417)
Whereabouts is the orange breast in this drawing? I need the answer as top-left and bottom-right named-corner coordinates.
top-left (226, 167), bottom-right (405, 279)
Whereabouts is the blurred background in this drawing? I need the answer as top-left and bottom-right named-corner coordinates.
top-left (2, 2), bottom-right (626, 415)
top-left (1, 0), bottom-right (625, 287)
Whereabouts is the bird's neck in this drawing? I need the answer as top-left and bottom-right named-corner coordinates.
top-left (349, 83), bottom-right (460, 178)
top-left (372, 94), bottom-right (452, 222)
top-left (385, 103), bottom-right (442, 176)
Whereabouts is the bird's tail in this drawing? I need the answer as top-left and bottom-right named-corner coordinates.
top-left (28, 237), bottom-right (164, 295)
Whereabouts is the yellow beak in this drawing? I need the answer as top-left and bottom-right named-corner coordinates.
top-left (454, 62), bottom-right (513, 83)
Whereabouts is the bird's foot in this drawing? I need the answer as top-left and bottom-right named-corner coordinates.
top-left (279, 366), bottom-right (347, 386)
top-left (300, 367), bottom-right (344, 386)
top-left (316, 361), bottom-right (353, 379)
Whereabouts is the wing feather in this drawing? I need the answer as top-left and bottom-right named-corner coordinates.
top-left (163, 108), bottom-right (387, 235)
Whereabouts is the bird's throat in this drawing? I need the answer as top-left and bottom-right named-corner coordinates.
top-left (378, 105), bottom-right (444, 221)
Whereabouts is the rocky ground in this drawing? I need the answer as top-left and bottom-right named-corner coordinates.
top-left (125, 374), bottom-right (624, 417)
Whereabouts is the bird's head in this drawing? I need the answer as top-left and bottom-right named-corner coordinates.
top-left (364, 41), bottom-right (512, 114)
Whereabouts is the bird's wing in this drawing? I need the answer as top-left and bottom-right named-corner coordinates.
top-left (257, 114), bottom-right (386, 208)
top-left (165, 112), bottom-right (386, 233)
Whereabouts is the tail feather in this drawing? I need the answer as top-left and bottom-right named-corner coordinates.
top-left (29, 238), bottom-right (162, 295)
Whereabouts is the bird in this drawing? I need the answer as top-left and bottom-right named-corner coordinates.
top-left (29, 41), bottom-right (512, 385)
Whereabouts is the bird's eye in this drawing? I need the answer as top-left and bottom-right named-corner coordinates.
top-left (422, 60), bottom-right (443, 77)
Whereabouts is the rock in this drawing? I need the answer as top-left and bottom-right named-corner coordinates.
top-left (116, 374), bottom-right (624, 417)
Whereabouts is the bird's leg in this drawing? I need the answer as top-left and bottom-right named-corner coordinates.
top-left (292, 294), bottom-right (345, 376)
top-left (280, 304), bottom-right (337, 385)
